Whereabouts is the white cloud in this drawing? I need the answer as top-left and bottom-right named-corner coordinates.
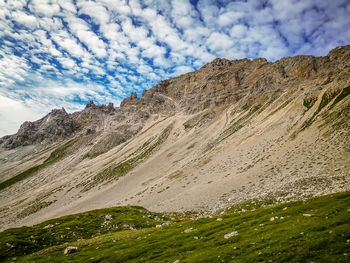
top-left (172, 65), bottom-right (193, 76)
top-left (77, 1), bottom-right (110, 24)
top-left (58, 0), bottom-right (76, 13)
top-left (11, 11), bottom-right (38, 28)
top-left (230, 24), bottom-right (247, 38)
top-left (218, 11), bottom-right (244, 27)
top-left (0, 54), bottom-right (30, 86)
top-left (0, 95), bottom-right (43, 137)
top-left (51, 30), bottom-right (88, 58)
top-left (67, 18), bottom-right (107, 58)
top-left (137, 64), bottom-right (153, 74)
top-left (206, 32), bottom-right (233, 52)
top-left (57, 56), bottom-right (76, 69)
top-left (29, 0), bottom-right (60, 17)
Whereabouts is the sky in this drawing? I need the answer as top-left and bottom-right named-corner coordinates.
top-left (0, 0), bottom-right (350, 136)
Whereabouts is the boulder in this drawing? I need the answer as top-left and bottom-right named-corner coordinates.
top-left (64, 246), bottom-right (78, 254)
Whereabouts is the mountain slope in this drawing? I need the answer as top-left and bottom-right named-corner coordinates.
top-left (1, 191), bottom-right (349, 262)
top-left (0, 45), bottom-right (350, 231)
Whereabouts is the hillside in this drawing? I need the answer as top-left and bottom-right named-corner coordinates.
top-left (0, 45), bottom-right (350, 231)
top-left (0, 191), bottom-right (349, 262)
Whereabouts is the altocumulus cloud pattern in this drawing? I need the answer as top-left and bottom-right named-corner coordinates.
top-left (0, 0), bottom-right (350, 136)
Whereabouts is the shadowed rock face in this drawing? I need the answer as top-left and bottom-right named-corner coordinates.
top-left (1, 108), bottom-right (79, 149)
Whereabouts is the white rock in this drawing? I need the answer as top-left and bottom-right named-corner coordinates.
top-left (105, 214), bottom-right (112, 220)
top-left (270, 217), bottom-right (275, 221)
top-left (156, 225), bottom-right (162, 228)
top-left (303, 214), bottom-right (312, 217)
top-left (224, 231), bottom-right (238, 239)
top-left (64, 246), bottom-right (78, 255)
top-left (184, 228), bottom-right (194, 233)
top-left (217, 218), bottom-right (223, 221)
top-left (174, 260), bottom-right (180, 263)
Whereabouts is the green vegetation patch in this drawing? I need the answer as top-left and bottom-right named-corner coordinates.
top-left (223, 104), bottom-right (261, 138)
top-left (16, 201), bottom-right (55, 219)
top-left (0, 138), bottom-right (77, 191)
top-left (82, 124), bottom-right (173, 191)
top-left (296, 86), bottom-right (350, 138)
top-left (0, 206), bottom-right (168, 261)
top-left (299, 90), bottom-right (340, 132)
top-left (303, 97), bottom-right (317, 110)
top-left (1, 191), bottom-right (349, 262)
top-left (329, 85), bottom-right (350, 110)
top-left (183, 111), bottom-right (215, 130)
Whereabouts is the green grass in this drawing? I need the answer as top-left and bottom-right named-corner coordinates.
top-left (299, 90), bottom-right (340, 132)
top-left (0, 206), bottom-right (167, 261)
top-left (303, 97), bottom-right (317, 110)
top-left (183, 111), bottom-right (215, 130)
top-left (0, 139), bottom-right (77, 191)
top-left (329, 85), bottom-right (350, 110)
top-left (1, 191), bottom-right (349, 262)
top-left (16, 201), bottom-right (55, 219)
top-left (293, 86), bottom-right (350, 139)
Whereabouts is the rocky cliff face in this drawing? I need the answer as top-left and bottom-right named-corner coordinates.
top-left (1, 108), bottom-right (79, 149)
top-left (0, 45), bottom-right (349, 231)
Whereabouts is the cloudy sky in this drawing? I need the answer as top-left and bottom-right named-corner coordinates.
top-left (0, 0), bottom-right (350, 136)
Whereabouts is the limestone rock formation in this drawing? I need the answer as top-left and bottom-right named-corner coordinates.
top-left (1, 108), bottom-right (79, 149)
top-left (0, 45), bottom-right (349, 231)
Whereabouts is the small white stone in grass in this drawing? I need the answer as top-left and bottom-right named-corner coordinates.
top-left (217, 218), bottom-right (223, 221)
top-left (64, 246), bottom-right (78, 255)
top-left (259, 224), bottom-right (264, 226)
top-left (173, 260), bottom-right (180, 263)
top-left (283, 207), bottom-right (288, 210)
top-left (155, 225), bottom-right (162, 228)
top-left (270, 217), bottom-right (275, 221)
top-left (303, 214), bottom-right (312, 217)
top-left (184, 228), bottom-right (194, 233)
top-left (194, 236), bottom-right (198, 240)
top-left (224, 231), bottom-right (238, 239)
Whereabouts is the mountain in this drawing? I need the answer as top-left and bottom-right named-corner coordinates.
top-left (0, 45), bottom-right (349, 231)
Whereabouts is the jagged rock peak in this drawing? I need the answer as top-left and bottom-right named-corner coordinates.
top-left (202, 58), bottom-right (232, 69)
top-left (84, 100), bottom-right (115, 112)
top-left (120, 92), bottom-right (139, 107)
top-left (48, 108), bottom-right (68, 116)
top-left (85, 100), bottom-right (96, 109)
top-left (327, 45), bottom-right (350, 60)
top-left (1, 107), bottom-right (79, 149)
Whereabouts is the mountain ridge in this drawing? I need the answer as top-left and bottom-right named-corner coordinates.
top-left (0, 45), bottom-right (349, 231)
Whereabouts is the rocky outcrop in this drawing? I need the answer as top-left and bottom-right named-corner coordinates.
top-left (1, 108), bottom-right (79, 149)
